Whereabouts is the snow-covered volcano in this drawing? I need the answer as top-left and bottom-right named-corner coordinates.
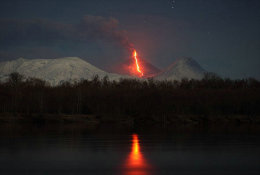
top-left (0, 57), bottom-right (131, 85)
top-left (0, 56), bottom-right (207, 85)
top-left (155, 57), bottom-right (206, 80)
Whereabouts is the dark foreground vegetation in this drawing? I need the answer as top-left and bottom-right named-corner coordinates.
top-left (0, 72), bottom-right (260, 125)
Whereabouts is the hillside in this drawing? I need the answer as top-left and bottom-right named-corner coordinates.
top-left (0, 57), bottom-right (131, 85)
top-left (155, 57), bottom-right (206, 80)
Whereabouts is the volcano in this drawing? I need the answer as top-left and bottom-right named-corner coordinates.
top-left (155, 57), bottom-right (206, 80)
top-left (0, 57), bottom-right (131, 85)
top-left (114, 58), bottom-right (161, 78)
top-left (0, 56), bottom-right (207, 85)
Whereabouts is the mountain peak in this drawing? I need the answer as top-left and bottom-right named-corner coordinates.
top-left (176, 56), bottom-right (194, 62)
top-left (155, 57), bottom-right (206, 80)
top-left (171, 57), bottom-right (203, 68)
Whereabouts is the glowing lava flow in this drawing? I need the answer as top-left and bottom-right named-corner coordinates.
top-left (133, 50), bottom-right (144, 77)
top-left (124, 134), bottom-right (149, 175)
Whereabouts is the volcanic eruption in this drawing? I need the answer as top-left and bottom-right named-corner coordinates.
top-left (132, 50), bottom-right (144, 77)
top-left (113, 50), bottom-right (161, 78)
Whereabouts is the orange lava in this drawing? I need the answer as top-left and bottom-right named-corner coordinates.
top-left (123, 134), bottom-right (149, 175)
top-left (132, 50), bottom-right (144, 77)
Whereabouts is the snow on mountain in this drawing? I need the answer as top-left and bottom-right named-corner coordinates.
top-left (0, 57), bottom-right (131, 85)
top-left (154, 57), bottom-right (206, 80)
top-left (0, 56), bottom-right (208, 85)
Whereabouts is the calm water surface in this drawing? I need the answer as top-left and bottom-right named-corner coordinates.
top-left (0, 124), bottom-right (260, 175)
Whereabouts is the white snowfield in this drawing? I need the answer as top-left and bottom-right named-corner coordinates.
top-left (0, 56), bottom-right (206, 85)
top-left (0, 57), bottom-right (132, 85)
top-left (154, 57), bottom-right (206, 81)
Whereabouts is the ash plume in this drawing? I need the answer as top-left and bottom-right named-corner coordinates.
top-left (0, 15), bottom-right (134, 52)
top-left (78, 15), bottom-right (134, 51)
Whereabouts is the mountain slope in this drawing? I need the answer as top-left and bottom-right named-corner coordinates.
top-left (112, 58), bottom-right (161, 77)
top-left (0, 57), bottom-right (131, 85)
top-left (155, 57), bottom-right (206, 80)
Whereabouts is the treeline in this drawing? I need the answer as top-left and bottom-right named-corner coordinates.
top-left (0, 72), bottom-right (260, 118)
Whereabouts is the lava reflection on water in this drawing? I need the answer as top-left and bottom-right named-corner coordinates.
top-left (124, 134), bottom-right (150, 175)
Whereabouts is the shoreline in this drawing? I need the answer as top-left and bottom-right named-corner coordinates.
top-left (0, 113), bottom-right (259, 125)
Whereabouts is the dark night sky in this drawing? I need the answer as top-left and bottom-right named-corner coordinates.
top-left (0, 0), bottom-right (259, 79)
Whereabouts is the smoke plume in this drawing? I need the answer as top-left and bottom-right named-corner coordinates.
top-left (78, 15), bottom-right (134, 51)
top-left (0, 15), bottom-right (134, 51)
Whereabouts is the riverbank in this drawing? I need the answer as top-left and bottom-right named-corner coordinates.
top-left (1, 113), bottom-right (260, 126)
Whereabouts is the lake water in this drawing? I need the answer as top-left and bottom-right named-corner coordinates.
top-left (0, 124), bottom-right (260, 175)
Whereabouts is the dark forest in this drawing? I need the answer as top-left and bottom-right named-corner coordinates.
top-left (0, 72), bottom-right (260, 124)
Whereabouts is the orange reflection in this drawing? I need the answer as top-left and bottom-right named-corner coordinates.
top-left (124, 134), bottom-right (150, 175)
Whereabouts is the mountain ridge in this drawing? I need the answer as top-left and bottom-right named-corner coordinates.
top-left (0, 56), bottom-right (207, 85)
top-left (0, 57), bottom-right (132, 85)
top-left (154, 57), bottom-right (206, 80)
